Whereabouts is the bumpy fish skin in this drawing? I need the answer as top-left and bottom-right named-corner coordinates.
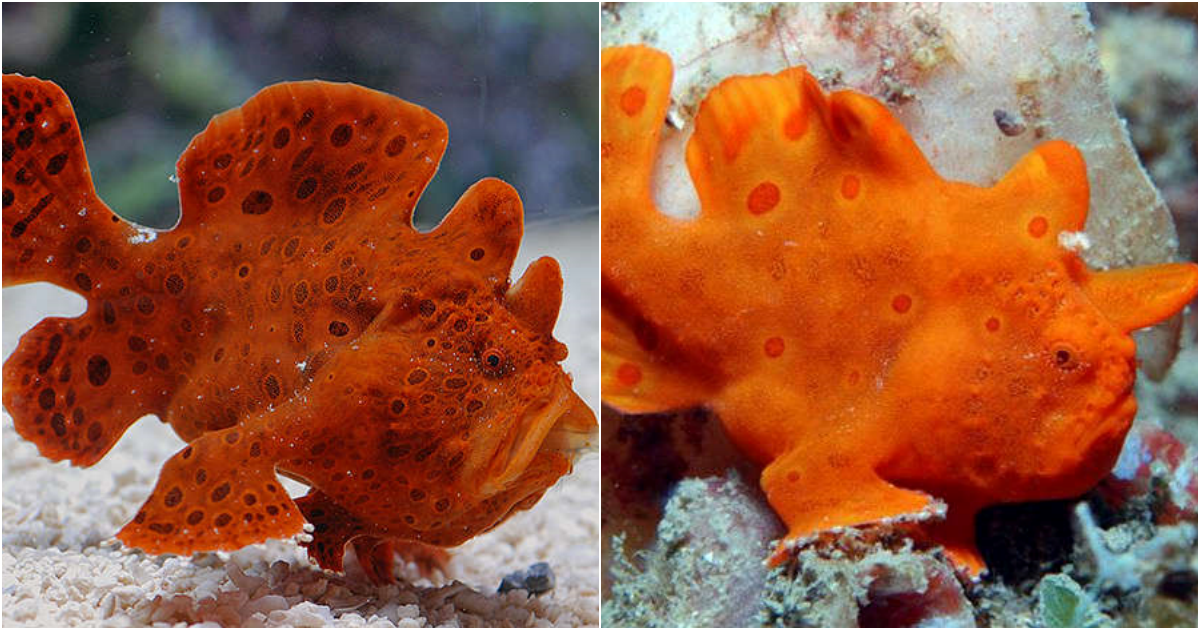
top-left (600, 46), bottom-right (1197, 575)
top-left (2, 74), bottom-right (595, 583)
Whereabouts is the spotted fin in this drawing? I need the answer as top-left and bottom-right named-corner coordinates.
top-left (3, 74), bottom-right (138, 292)
top-left (601, 300), bottom-right (714, 415)
top-left (117, 426), bottom-right (303, 555)
top-left (427, 178), bottom-right (523, 287)
top-left (174, 80), bottom-right (448, 233)
top-left (685, 65), bottom-right (935, 222)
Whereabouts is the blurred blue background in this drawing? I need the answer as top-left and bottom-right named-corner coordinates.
top-left (2, 2), bottom-right (598, 229)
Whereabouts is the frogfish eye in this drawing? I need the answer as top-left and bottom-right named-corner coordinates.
top-left (481, 347), bottom-right (507, 377)
top-left (1051, 342), bottom-right (1079, 371)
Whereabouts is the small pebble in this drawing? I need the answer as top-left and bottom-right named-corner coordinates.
top-left (498, 562), bottom-right (555, 596)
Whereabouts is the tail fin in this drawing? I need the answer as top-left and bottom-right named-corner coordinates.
top-left (3, 75), bottom-right (164, 466)
top-left (3, 74), bottom-right (139, 291)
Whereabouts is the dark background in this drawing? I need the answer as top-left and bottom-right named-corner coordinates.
top-left (3, 2), bottom-right (598, 229)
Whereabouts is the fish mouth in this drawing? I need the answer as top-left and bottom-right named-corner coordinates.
top-left (479, 374), bottom-right (596, 496)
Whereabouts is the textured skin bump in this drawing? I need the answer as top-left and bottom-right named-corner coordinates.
top-left (600, 46), bottom-right (1197, 576)
top-left (3, 74), bottom-right (596, 583)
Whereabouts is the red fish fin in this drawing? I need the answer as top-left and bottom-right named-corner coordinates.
top-left (601, 301), bottom-right (713, 415)
top-left (601, 45), bottom-right (673, 208)
top-left (117, 427), bottom-right (303, 555)
top-left (1084, 263), bottom-right (1198, 332)
top-left (174, 80), bottom-right (447, 234)
top-left (506, 256), bottom-right (563, 336)
top-left (686, 63), bottom-right (934, 222)
top-left (427, 178), bottom-right (523, 287)
top-left (388, 539), bottom-right (450, 580)
top-left (294, 488), bottom-right (368, 574)
top-left (3, 74), bottom-right (137, 291)
top-left (3, 313), bottom-right (175, 466)
top-left (990, 140), bottom-right (1089, 237)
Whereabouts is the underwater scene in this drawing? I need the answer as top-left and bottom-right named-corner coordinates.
top-left (600, 3), bottom-right (1197, 628)
top-left (3, 3), bottom-right (599, 627)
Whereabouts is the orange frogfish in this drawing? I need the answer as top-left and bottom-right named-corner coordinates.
top-left (2, 74), bottom-right (596, 583)
top-left (600, 45), bottom-right (1197, 575)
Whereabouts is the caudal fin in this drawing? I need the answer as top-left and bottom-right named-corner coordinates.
top-left (3, 75), bottom-right (168, 466)
top-left (3, 74), bottom-right (139, 290)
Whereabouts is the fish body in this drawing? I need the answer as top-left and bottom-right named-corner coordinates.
top-left (600, 46), bottom-right (1197, 574)
top-left (3, 74), bottom-right (595, 581)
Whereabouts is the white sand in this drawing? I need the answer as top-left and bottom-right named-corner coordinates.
top-left (1, 216), bottom-right (600, 627)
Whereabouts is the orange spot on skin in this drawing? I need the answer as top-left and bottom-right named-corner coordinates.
top-left (783, 110), bottom-right (808, 140)
top-left (986, 317), bottom-right (1000, 332)
top-left (747, 182), bottom-right (781, 215)
top-left (616, 362), bottom-right (643, 386)
top-left (3, 73), bottom-right (596, 586)
top-left (1027, 216), bottom-right (1048, 238)
top-left (892, 294), bottom-right (912, 313)
top-left (620, 86), bottom-right (647, 116)
top-left (841, 174), bottom-right (860, 200)
top-left (764, 337), bottom-right (785, 357)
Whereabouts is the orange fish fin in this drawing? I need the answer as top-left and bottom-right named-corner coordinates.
top-left (601, 45), bottom-right (673, 206)
top-left (117, 427), bottom-right (303, 555)
top-left (295, 488), bottom-right (367, 574)
top-left (174, 80), bottom-right (447, 234)
top-left (3, 313), bottom-right (176, 466)
top-left (1084, 263), bottom-right (1199, 332)
top-left (427, 177), bottom-right (523, 286)
top-left (990, 140), bottom-right (1089, 236)
top-left (350, 537), bottom-right (398, 585)
top-left (506, 256), bottom-right (563, 336)
top-left (3, 74), bottom-right (137, 290)
top-left (761, 445), bottom-right (936, 544)
top-left (601, 303), bottom-right (712, 414)
top-left (920, 504), bottom-right (987, 577)
top-left (685, 66), bottom-right (934, 221)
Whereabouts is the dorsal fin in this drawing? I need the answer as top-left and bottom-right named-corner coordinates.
top-left (685, 65), bottom-right (935, 222)
top-left (426, 177), bottom-right (523, 287)
top-left (174, 80), bottom-right (447, 234)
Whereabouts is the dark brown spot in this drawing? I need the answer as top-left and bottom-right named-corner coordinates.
top-left (238, 265), bottom-right (250, 278)
top-left (264, 375), bottom-right (281, 398)
top-left (390, 399), bottom-right (406, 414)
top-left (328, 321), bottom-right (350, 336)
top-left (407, 369), bottom-right (428, 385)
top-left (296, 177), bottom-right (317, 200)
top-left (211, 483), bottom-right (231, 502)
top-left (132, 361), bottom-right (148, 375)
top-left (164, 487), bottom-right (183, 508)
top-left (291, 146), bottom-right (313, 170)
top-left (242, 190), bottom-right (273, 215)
top-left (155, 354), bottom-right (170, 371)
top-left (322, 197), bottom-right (346, 224)
top-left (86, 355), bottom-right (111, 386)
top-left (324, 276), bottom-right (339, 293)
top-left (435, 498), bottom-right (450, 512)
top-left (207, 186), bottom-right (226, 203)
top-left (296, 108), bottom-right (315, 129)
top-left (283, 237), bottom-right (300, 258)
top-left (87, 422), bottom-right (103, 442)
top-left (418, 300), bottom-right (436, 317)
top-left (445, 377), bottom-right (467, 389)
top-left (187, 510), bottom-right (204, 525)
top-left (385, 134), bottom-right (407, 157)
top-left (249, 442), bottom-right (261, 457)
top-left (74, 236), bottom-right (91, 253)
top-left (272, 127), bottom-right (291, 149)
top-left (330, 124), bottom-right (352, 147)
top-left (410, 488), bottom-right (426, 501)
top-left (165, 274), bottom-right (185, 294)
top-left (224, 430), bottom-right (240, 444)
top-left (127, 336), bottom-right (148, 352)
top-left (196, 469), bottom-right (207, 484)
top-left (244, 493), bottom-right (258, 506)
top-left (345, 161), bottom-right (366, 179)
top-left (16, 128), bottom-right (34, 150)
top-left (50, 413), bottom-right (66, 436)
top-left (293, 281), bottom-right (309, 304)
top-left (38, 388), bottom-right (55, 410)
top-left (45, 152), bottom-right (68, 175)
top-left (73, 272), bottom-right (91, 292)
top-left (213, 153), bottom-right (232, 169)
top-left (215, 513), bottom-right (232, 527)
